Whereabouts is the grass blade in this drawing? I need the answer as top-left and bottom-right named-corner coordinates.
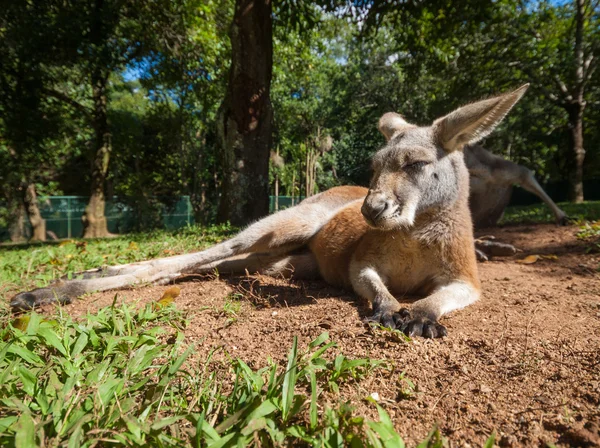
top-left (282, 336), bottom-right (298, 422)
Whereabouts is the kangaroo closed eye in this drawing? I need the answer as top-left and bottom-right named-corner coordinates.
top-left (403, 161), bottom-right (430, 170)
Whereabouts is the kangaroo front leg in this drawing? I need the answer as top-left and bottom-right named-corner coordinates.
top-left (399, 281), bottom-right (480, 338)
top-left (352, 267), bottom-right (405, 329)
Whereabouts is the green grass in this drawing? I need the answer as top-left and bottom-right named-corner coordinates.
top-left (500, 200), bottom-right (600, 225)
top-left (0, 224), bottom-right (235, 298)
top-left (0, 301), bottom-right (423, 447)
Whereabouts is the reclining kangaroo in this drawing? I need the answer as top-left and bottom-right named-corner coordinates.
top-left (11, 85), bottom-right (530, 338)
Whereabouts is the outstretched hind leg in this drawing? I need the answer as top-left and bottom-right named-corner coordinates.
top-left (190, 252), bottom-right (320, 279)
top-left (10, 195), bottom-right (355, 310)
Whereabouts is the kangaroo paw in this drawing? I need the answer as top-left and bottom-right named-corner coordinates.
top-left (475, 248), bottom-right (489, 262)
top-left (475, 239), bottom-right (517, 258)
top-left (11, 288), bottom-right (73, 311)
top-left (365, 307), bottom-right (410, 332)
top-left (365, 309), bottom-right (397, 329)
top-left (559, 215), bottom-right (574, 226)
top-left (395, 309), bottom-right (447, 338)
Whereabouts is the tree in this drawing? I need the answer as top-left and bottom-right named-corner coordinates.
top-left (523, 0), bottom-right (599, 202)
top-left (216, 0), bottom-right (273, 226)
top-left (0, 1), bottom-right (81, 241)
top-left (33, 0), bottom-right (211, 237)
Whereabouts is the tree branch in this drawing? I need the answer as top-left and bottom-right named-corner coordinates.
top-left (553, 75), bottom-right (573, 101)
top-left (43, 88), bottom-right (93, 122)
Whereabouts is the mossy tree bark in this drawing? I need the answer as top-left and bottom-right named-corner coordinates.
top-left (217, 0), bottom-right (273, 226)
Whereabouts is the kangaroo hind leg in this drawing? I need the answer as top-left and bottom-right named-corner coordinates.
top-left (10, 199), bottom-right (338, 310)
top-left (189, 251), bottom-right (319, 280)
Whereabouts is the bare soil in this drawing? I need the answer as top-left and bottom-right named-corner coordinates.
top-left (38, 225), bottom-right (600, 446)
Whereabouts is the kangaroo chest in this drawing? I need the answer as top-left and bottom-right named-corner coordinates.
top-left (352, 230), bottom-right (446, 296)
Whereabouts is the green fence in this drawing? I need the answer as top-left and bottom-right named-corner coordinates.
top-left (269, 196), bottom-right (304, 211)
top-left (1, 195), bottom-right (305, 241)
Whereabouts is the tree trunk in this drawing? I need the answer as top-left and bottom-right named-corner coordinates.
top-left (191, 133), bottom-right (210, 224)
top-left (566, 102), bottom-right (586, 203)
top-left (23, 183), bottom-right (46, 241)
top-left (565, 0), bottom-right (587, 203)
top-left (274, 173), bottom-right (279, 212)
top-left (291, 171), bottom-right (296, 205)
top-left (82, 70), bottom-right (112, 238)
top-left (8, 199), bottom-right (27, 243)
top-left (216, 0), bottom-right (273, 226)
top-left (305, 150), bottom-right (311, 198)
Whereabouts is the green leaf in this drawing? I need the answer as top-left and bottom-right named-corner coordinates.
top-left (151, 415), bottom-right (185, 431)
top-left (37, 325), bottom-right (67, 356)
top-left (241, 417), bottom-right (267, 436)
top-left (282, 336), bottom-right (298, 422)
top-left (0, 416), bottom-right (18, 434)
top-left (25, 312), bottom-right (42, 335)
top-left (70, 331), bottom-right (89, 358)
top-left (167, 343), bottom-right (195, 376)
top-left (18, 366), bottom-right (37, 396)
top-left (309, 370), bottom-right (318, 430)
top-left (97, 376), bottom-right (123, 406)
top-left (7, 344), bottom-right (44, 366)
top-left (484, 431), bottom-right (496, 448)
top-left (244, 399), bottom-right (278, 424)
top-left (15, 413), bottom-right (35, 448)
top-left (308, 331), bottom-right (329, 348)
top-left (206, 433), bottom-right (236, 448)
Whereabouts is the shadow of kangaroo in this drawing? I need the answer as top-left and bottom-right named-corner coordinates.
top-left (11, 85), bottom-right (530, 338)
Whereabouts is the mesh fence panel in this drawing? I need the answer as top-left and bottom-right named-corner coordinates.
top-left (1, 195), bottom-right (305, 240)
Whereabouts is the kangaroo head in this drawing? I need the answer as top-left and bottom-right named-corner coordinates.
top-left (361, 84), bottom-right (529, 230)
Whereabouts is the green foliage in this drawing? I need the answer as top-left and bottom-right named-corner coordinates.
top-left (0, 304), bottom-right (411, 447)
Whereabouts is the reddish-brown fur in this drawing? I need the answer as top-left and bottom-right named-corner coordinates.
top-left (309, 197), bottom-right (369, 288)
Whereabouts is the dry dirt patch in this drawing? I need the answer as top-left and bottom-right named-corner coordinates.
top-left (49, 224), bottom-right (600, 446)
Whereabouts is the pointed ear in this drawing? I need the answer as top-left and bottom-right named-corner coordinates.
top-left (378, 112), bottom-right (416, 141)
top-left (433, 84), bottom-right (529, 152)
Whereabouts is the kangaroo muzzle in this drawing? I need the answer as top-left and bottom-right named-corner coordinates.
top-left (361, 191), bottom-right (396, 226)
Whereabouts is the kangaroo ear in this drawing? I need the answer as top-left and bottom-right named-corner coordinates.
top-left (433, 84), bottom-right (529, 152)
top-left (378, 112), bottom-right (416, 141)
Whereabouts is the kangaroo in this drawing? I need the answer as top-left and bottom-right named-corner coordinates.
top-left (10, 85), bottom-right (529, 338)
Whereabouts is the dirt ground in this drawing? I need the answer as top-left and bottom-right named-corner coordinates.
top-left (36, 224), bottom-right (600, 446)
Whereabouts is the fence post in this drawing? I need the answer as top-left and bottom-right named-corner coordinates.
top-left (67, 197), bottom-right (72, 239)
top-left (187, 196), bottom-right (191, 225)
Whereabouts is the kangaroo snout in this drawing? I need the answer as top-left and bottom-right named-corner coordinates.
top-left (361, 191), bottom-right (395, 225)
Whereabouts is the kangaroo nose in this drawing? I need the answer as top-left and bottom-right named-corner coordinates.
top-left (361, 192), bottom-right (390, 223)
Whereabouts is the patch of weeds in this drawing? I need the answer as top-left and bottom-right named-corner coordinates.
top-left (0, 302), bottom-right (427, 446)
top-left (396, 371), bottom-right (417, 400)
top-left (576, 220), bottom-right (600, 255)
top-left (0, 302), bottom-right (190, 446)
top-left (368, 321), bottom-right (412, 343)
top-left (220, 293), bottom-right (243, 326)
top-left (416, 425), bottom-right (448, 447)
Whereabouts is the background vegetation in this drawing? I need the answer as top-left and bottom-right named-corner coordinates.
top-left (1, 0), bottom-right (599, 240)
